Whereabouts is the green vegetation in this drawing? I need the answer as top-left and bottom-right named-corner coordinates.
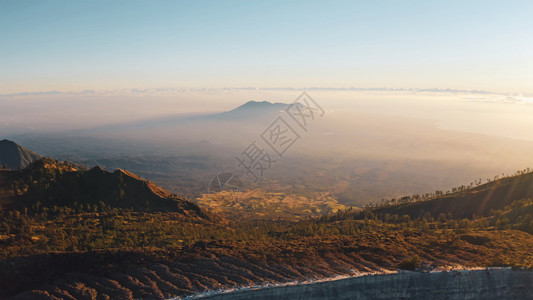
top-left (398, 255), bottom-right (421, 270)
top-left (1, 158), bottom-right (533, 270)
top-left (1, 196), bottom-right (533, 268)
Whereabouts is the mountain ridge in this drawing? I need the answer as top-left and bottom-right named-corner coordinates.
top-left (0, 139), bottom-right (41, 170)
top-left (368, 170), bottom-right (533, 219)
top-left (0, 155), bottom-right (211, 220)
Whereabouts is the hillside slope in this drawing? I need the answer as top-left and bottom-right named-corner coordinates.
top-left (372, 171), bottom-right (533, 219)
top-left (0, 140), bottom-right (41, 170)
top-left (3, 230), bottom-right (533, 299)
top-left (0, 157), bottom-right (210, 220)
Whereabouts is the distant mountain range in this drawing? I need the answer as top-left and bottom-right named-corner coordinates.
top-left (0, 139), bottom-right (41, 169)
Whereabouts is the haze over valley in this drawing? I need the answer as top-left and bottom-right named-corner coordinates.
top-left (1, 1), bottom-right (533, 299)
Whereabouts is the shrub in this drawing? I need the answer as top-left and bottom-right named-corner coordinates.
top-left (398, 255), bottom-right (421, 270)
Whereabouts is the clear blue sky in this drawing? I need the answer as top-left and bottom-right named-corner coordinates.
top-left (1, 0), bottom-right (532, 94)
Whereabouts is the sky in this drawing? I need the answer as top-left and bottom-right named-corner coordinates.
top-left (1, 0), bottom-right (532, 95)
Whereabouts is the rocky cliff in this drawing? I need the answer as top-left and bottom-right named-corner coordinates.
top-left (196, 268), bottom-right (533, 300)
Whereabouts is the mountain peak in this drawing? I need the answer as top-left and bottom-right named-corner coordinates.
top-left (0, 139), bottom-right (41, 169)
top-left (0, 139), bottom-right (22, 150)
top-left (237, 100), bottom-right (287, 110)
top-left (90, 165), bottom-right (106, 172)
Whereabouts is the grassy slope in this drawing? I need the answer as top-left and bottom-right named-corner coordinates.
top-left (372, 172), bottom-right (533, 219)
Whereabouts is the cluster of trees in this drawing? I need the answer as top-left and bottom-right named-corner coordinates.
top-left (490, 198), bottom-right (533, 233)
top-left (3, 196), bottom-right (530, 261)
top-left (369, 168), bottom-right (533, 209)
top-left (7, 158), bottom-right (85, 197)
top-left (0, 202), bottom-right (271, 260)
